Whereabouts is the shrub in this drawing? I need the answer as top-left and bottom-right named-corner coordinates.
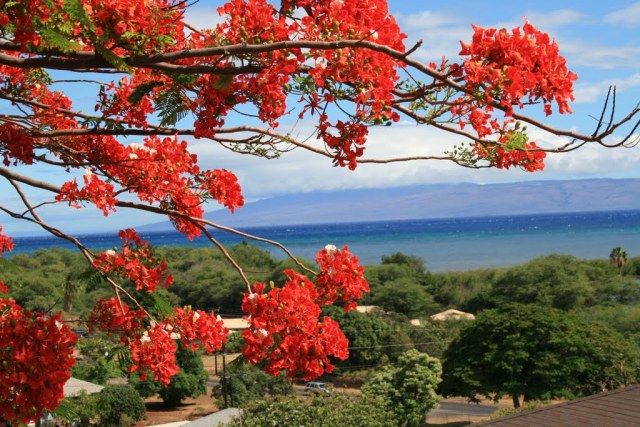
top-left (333, 370), bottom-right (372, 388)
top-left (71, 336), bottom-right (127, 385)
top-left (224, 331), bottom-right (245, 353)
top-left (159, 370), bottom-right (207, 407)
top-left (229, 395), bottom-right (395, 427)
top-left (362, 349), bottom-right (442, 427)
top-left (95, 385), bottom-right (146, 425)
top-left (54, 391), bottom-right (100, 426)
top-left (216, 359), bottom-right (293, 408)
top-left (489, 400), bottom-right (549, 420)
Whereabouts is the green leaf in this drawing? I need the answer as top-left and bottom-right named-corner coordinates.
top-left (149, 292), bottom-right (173, 317)
top-left (213, 74), bottom-right (234, 91)
top-left (40, 28), bottom-right (81, 52)
top-left (63, 0), bottom-right (94, 31)
top-left (53, 398), bottom-right (77, 419)
top-left (504, 131), bottom-right (529, 151)
top-left (156, 90), bottom-right (189, 127)
top-left (170, 73), bottom-right (198, 86)
top-left (127, 81), bottom-right (164, 104)
top-left (95, 45), bottom-right (130, 71)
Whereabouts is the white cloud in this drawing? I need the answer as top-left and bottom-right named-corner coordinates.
top-left (497, 9), bottom-right (586, 30)
top-left (524, 9), bottom-right (586, 27)
top-left (397, 8), bottom-right (586, 63)
top-left (544, 138), bottom-right (640, 175)
top-left (604, 2), bottom-right (640, 26)
top-left (187, 124), bottom-right (640, 199)
top-left (560, 41), bottom-right (640, 69)
top-left (396, 10), bottom-right (470, 61)
top-left (400, 10), bottom-right (463, 30)
top-left (528, 128), bottom-right (640, 175)
top-left (574, 73), bottom-right (640, 103)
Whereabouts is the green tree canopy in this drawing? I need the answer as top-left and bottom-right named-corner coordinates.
top-left (216, 358), bottom-right (293, 408)
top-left (381, 253), bottom-right (427, 276)
top-left (372, 277), bottom-right (439, 317)
top-left (440, 304), bottom-right (639, 407)
top-left (229, 395), bottom-right (395, 427)
top-left (362, 349), bottom-right (442, 427)
top-left (468, 255), bottom-right (595, 311)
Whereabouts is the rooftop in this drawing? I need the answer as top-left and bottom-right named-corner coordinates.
top-left (479, 385), bottom-right (640, 426)
top-left (63, 377), bottom-right (104, 397)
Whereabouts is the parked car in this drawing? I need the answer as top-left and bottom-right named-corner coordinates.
top-left (304, 381), bottom-right (330, 394)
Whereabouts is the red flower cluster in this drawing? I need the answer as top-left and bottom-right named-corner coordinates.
top-left (88, 297), bottom-right (145, 339)
top-left (129, 323), bottom-right (180, 385)
top-left (168, 307), bottom-right (229, 353)
top-left (460, 22), bottom-right (577, 116)
top-left (320, 121), bottom-right (369, 170)
top-left (56, 171), bottom-right (117, 215)
top-left (299, 0), bottom-right (406, 168)
top-left (93, 229), bottom-right (173, 292)
top-left (242, 274), bottom-right (349, 381)
top-left (0, 298), bottom-right (77, 424)
top-left (0, 0), bottom-right (186, 52)
top-left (0, 281), bottom-right (8, 294)
top-left (473, 129), bottom-right (546, 172)
top-left (88, 298), bottom-right (229, 385)
top-left (200, 169), bottom-right (245, 213)
top-left (194, 0), bottom-right (405, 169)
top-left (0, 226), bottom-right (14, 255)
top-left (474, 142), bottom-right (546, 172)
top-left (315, 245), bottom-right (370, 311)
top-left (242, 245), bottom-right (368, 380)
top-left (0, 63), bottom-right (242, 239)
top-left (449, 22), bottom-right (576, 170)
top-left (0, 124), bottom-right (34, 166)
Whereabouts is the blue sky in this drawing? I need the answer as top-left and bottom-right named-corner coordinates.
top-left (2, 1), bottom-right (640, 235)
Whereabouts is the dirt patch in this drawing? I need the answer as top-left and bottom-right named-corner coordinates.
top-left (136, 387), bottom-right (219, 426)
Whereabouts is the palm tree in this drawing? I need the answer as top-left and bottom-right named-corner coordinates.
top-left (62, 274), bottom-right (79, 313)
top-left (62, 268), bottom-right (104, 313)
top-left (609, 247), bottom-right (628, 278)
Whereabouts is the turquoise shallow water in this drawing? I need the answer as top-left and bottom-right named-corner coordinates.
top-left (9, 210), bottom-right (640, 272)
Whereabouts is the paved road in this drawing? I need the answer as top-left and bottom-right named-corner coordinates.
top-left (209, 380), bottom-right (314, 396)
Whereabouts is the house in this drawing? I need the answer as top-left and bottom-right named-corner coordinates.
top-left (430, 309), bottom-right (475, 321)
top-left (223, 318), bottom-right (250, 330)
top-left (355, 305), bottom-right (380, 314)
top-left (33, 378), bottom-right (105, 426)
top-left (63, 377), bottom-right (104, 398)
top-left (479, 385), bottom-right (640, 426)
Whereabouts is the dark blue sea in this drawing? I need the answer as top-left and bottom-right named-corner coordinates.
top-left (9, 210), bottom-right (640, 271)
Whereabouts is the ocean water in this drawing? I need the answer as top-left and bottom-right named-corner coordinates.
top-left (9, 210), bottom-right (640, 272)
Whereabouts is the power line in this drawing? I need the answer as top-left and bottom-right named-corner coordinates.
top-left (348, 340), bottom-right (449, 350)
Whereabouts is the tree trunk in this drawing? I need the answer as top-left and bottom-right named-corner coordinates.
top-left (512, 395), bottom-right (521, 408)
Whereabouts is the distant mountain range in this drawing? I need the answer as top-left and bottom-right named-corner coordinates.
top-left (139, 178), bottom-right (640, 231)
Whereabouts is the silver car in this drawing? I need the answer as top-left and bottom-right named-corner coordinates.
top-left (304, 381), bottom-right (330, 394)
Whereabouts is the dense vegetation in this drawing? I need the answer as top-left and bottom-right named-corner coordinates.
top-left (2, 243), bottom-right (639, 414)
top-left (229, 395), bottom-right (396, 427)
top-left (56, 385), bottom-right (146, 426)
top-left (440, 304), bottom-right (638, 407)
